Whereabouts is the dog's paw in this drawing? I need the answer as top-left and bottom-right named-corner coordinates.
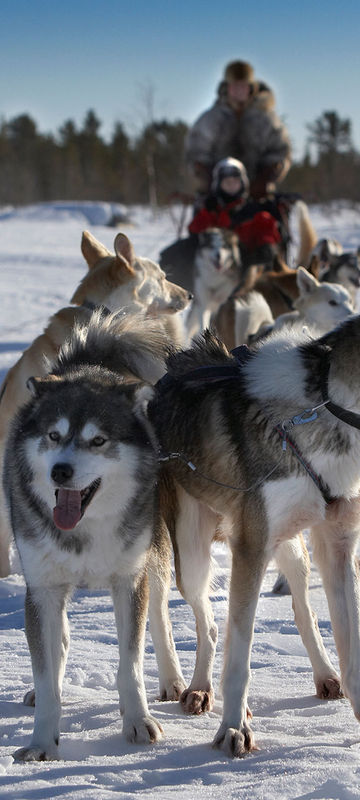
top-left (181, 687), bottom-right (214, 714)
top-left (13, 744), bottom-right (58, 762)
top-left (23, 689), bottom-right (36, 707)
top-left (123, 714), bottom-right (163, 744)
top-left (159, 677), bottom-right (186, 702)
top-left (212, 721), bottom-right (257, 758)
top-left (315, 675), bottom-right (343, 700)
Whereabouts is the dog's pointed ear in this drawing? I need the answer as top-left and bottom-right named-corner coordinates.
top-left (133, 386), bottom-right (157, 446)
top-left (109, 254), bottom-right (136, 282)
top-left (114, 233), bottom-right (136, 267)
top-left (308, 254), bottom-right (320, 278)
top-left (134, 385), bottom-right (155, 418)
top-left (272, 254), bottom-right (287, 273)
top-left (26, 375), bottom-right (61, 397)
top-left (81, 231), bottom-right (112, 270)
top-left (319, 239), bottom-right (330, 263)
top-left (296, 266), bottom-right (318, 294)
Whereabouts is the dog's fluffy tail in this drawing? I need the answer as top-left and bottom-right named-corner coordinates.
top-left (295, 200), bottom-right (318, 267)
top-left (234, 291), bottom-right (274, 345)
top-left (53, 309), bottom-right (173, 385)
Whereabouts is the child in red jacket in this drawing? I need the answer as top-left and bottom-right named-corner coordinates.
top-left (188, 157), bottom-right (249, 234)
top-left (189, 156), bottom-right (283, 253)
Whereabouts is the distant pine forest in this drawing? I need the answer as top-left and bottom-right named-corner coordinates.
top-left (1, 108), bottom-right (359, 207)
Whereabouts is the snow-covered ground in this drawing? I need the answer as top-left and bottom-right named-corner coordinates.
top-left (1, 201), bottom-right (360, 799)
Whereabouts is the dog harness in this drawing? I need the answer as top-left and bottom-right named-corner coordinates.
top-left (319, 348), bottom-right (360, 431)
top-left (157, 343), bottom-right (360, 503)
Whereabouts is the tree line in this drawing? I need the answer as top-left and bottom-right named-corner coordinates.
top-left (0, 108), bottom-right (359, 207)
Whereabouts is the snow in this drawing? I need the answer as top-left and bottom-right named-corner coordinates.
top-left (1, 200), bottom-right (360, 799)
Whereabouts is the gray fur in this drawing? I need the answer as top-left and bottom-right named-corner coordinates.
top-left (4, 310), bottom-right (183, 762)
top-left (150, 315), bottom-right (360, 757)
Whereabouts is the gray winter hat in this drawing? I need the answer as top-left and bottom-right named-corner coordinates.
top-left (211, 157), bottom-right (249, 194)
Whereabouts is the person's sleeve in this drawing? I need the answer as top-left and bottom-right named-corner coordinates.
top-left (256, 112), bottom-right (292, 181)
top-left (188, 208), bottom-right (216, 233)
top-left (185, 107), bottom-right (224, 169)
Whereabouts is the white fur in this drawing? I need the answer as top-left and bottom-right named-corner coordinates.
top-left (234, 291), bottom-right (273, 344)
top-left (234, 268), bottom-right (354, 347)
top-left (13, 419), bottom-right (166, 761)
top-left (186, 230), bottom-right (240, 341)
top-left (172, 485), bottom-right (218, 712)
top-left (243, 326), bottom-right (312, 405)
top-left (80, 422), bottom-right (103, 441)
top-left (22, 437), bottom-right (145, 587)
top-left (50, 418), bottom-right (70, 438)
top-left (275, 536), bottom-right (340, 693)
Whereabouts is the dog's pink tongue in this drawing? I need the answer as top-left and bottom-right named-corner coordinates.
top-left (53, 489), bottom-right (81, 530)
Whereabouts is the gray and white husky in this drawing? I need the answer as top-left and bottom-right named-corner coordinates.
top-left (4, 311), bottom-right (184, 762)
top-left (150, 315), bottom-right (360, 757)
top-left (186, 228), bottom-right (242, 340)
top-left (309, 239), bottom-right (360, 306)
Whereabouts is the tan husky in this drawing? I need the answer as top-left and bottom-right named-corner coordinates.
top-left (0, 231), bottom-right (191, 576)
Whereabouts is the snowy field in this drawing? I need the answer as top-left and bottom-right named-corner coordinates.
top-left (1, 201), bottom-right (360, 799)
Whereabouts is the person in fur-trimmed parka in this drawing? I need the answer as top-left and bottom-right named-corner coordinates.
top-left (185, 60), bottom-right (291, 200)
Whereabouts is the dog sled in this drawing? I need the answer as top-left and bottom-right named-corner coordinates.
top-left (160, 191), bottom-right (303, 292)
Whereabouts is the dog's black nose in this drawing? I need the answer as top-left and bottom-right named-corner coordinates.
top-left (51, 462), bottom-right (74, 484)
top-left (188, 292), bottom-right (194, 301)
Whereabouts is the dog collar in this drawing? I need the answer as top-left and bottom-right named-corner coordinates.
top-left (81, 301), bottom-right (112, 316)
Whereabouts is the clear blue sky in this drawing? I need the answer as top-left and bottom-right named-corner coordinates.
top-left (1, 0), bottom-right (360, 161)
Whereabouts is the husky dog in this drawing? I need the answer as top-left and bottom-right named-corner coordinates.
top-left (309, 239), bottom-right (360, 306)
top-left (149, 316), bottom-right (360, 757)
top-left (214, 256), bottom-right (302, 351)
top-left (0, 231), bottom-right (191, 577)
top-left (274, 267), bottom-right (354, 329)
top-left (213, 250), bottom-right (355, 352)
top-left (74, 230), bottom-right (192, 341)
top-left (234, 267), bottom-right (354, 346)
top-left (186, 228), bottom-right (242, 340)
top-left (4, 311), bottom-right (185, 761)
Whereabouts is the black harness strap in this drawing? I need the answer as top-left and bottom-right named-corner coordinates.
top-left (275, 424), bottom-right (335, 504)
top-left (320, 353), bottom-right (360, 430)
top-left (156, 345), bottom-right (253, 391)
top-left (156, 343), bottom-right (360, 504)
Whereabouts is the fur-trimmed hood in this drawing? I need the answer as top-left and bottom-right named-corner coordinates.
top-left (216, 80), bottom-right (276, 114)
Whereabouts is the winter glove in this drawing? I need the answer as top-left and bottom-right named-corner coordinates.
top-left (236, 211), bottom-right (282, 249)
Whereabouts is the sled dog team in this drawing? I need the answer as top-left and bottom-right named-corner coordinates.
top-left (2, 221), bottom-right (360, 761)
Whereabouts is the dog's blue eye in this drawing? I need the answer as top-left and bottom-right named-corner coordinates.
top-left (48, 431), bottom-right (60, 442)
top-left (92, 436), bottom-right (107, 447)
